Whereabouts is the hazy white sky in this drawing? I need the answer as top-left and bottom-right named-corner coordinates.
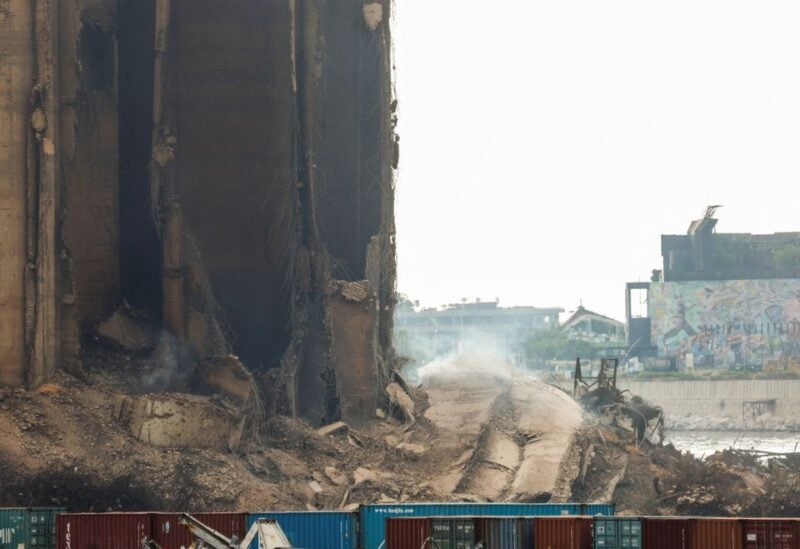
top-left (393, 1), bottom-right (800, 320)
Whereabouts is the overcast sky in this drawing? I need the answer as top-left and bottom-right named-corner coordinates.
top-left (392, 1), bottom-right (800, 320)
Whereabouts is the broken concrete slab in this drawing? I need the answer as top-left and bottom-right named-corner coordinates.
top-left (352, 466), bottom-right (394, 486)
top-left (396, 442), bottom-right (426, 456)
top-left (386, 382), bottom-right (415, 423)
top-left (200, 354), bottom-right (254, 405)
top-left (324, 466), bottom-right (348, 486)
top-left (362, 2), bottom-right (384, 30)
top-left (115, 393), bottom-right (245, 450)
top-left (316, 421), bottom-right (348, 437)
top-left (96, 307), bottom-right (155, 352)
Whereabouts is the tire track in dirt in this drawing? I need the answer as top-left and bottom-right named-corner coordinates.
top-left (420, 355), bottom-right (584, 501)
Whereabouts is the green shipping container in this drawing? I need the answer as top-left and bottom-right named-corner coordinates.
top-left (0, 509), bottom-right (28, 549)
top-left (431, 519), bottom-right (476, 549)
top-left (28, 508), bottom-right (64, 548)
top-left (595, 518), bottom-right (642, 549)
top-left (0, 508), bottom-right (65, 549)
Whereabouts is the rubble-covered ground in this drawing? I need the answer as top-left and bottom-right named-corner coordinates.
top-left (1, 351), bottom-right (799, 516)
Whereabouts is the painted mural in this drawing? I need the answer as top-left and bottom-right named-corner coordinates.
top-left (650, 280), bottom-right (800, 369)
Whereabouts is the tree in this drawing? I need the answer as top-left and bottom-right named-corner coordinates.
top-left (524, 329), bottom-right (597, 362)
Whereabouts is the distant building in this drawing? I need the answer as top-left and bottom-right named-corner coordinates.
top-left (561, 305), bottom-right (627, 360)
top-left (627, 208), bottom-right (800, 370)
top-left (395, 300), bottom-right (562, 365)
top-left (561, 305), bottom-right (625, 341)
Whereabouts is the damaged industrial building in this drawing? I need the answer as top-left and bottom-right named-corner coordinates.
top-left (0, 0), bottom-right (399, 429)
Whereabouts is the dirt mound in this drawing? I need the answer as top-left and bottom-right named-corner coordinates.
top-left (5, 349), bottom-right (798, 516)
top-left (0, 352), bottom-right (591, 511)
top-left (420, 354), bottom-right (585, 502)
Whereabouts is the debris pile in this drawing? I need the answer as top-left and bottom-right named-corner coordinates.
top-left (2, 350), bottom-right (800, 517)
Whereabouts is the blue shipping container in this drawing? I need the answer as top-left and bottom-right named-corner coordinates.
top-left (246, 512), bottom-right (358, 549)
top-left (360, 503), bottom-right (614, 549)
top-left (583, 504), bottom-right (616, 516)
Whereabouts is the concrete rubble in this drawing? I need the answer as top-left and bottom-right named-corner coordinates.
top-left (115, 393), bottom-right (245, 451)
top-left (0, 353), bottom-right (798, 516)
top-left (96, 307), bottom-right (156, 352)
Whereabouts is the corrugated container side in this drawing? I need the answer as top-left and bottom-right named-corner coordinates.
top-left (594, 517), bottom-right (641, 549)
top-left (29, 507), bottom-right (66, 549)
top-left (431, 518), bottom-right (475, 549)
top-left (642, 518), bottom-right (692, 549)
top-left (57, 513), bottom-right (152, 549)
top-left (519, 518), bottom-right (536, 549)
top-left (535, 517), bottom-right (593, 549)
top-left (0, 509), bottom-right (28, 549)
top-left (152, 513), bottom-right (245, 549)
top-left (386, 518), bottom-right (431, 549)
top-left (691, 518), bottom-right (741, 549)
top-left (475, 518), bottom-right (522, 549)
top-left (583, 505), bottom-right (616, 517)
top-left (742, 519), bottom-right (799, 549)
top-left (246, 511), bottom-right (358, 549)
top-left (360, 503), bottom-right (584, 549)
top-left (593, 518), bottom-right (614, 549)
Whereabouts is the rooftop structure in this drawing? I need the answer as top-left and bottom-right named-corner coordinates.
top-left (660, 207), bottom-right (800, 282)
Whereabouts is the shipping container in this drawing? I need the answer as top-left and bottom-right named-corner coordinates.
top-left (246, 511), bottom-right (358, 549)
top-left (582, 505), bottom-right (616, 517)
top-left (386, 518), bottom-right (432, 549)
top-left (57, 513), bottom-right (152, 549)
top-left (0, 509), bottom-right (28, 549)
top-left (360, 503), bottom-right (610, 549)
top-left (691, 518), bottom-right (741, 549)
top-left (475, 517), bottom-right (530, 549)
top-left (742, 519), bottom-right (799, 549)
top-left (642, 518), bottom-right (692, 549)
top-left (431, 518), bottom-right (475, 549)
top-left (28, 508), bottom-right (66, 549)
top-left (0, 507), bottom-right (65, 549)
top-left (152, 513), bottom-right (245, 549)
top-left (535, 517), bottom-right (593, 549)
top-left (594, 517), bottom-right (641, 548)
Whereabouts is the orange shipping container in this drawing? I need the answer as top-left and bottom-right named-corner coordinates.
top-left (692, 518), bottom-right (741, 549)
top-left (534, 517), bottom-right (593, 549)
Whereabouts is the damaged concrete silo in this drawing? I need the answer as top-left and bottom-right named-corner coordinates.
top-left (0, 0), bottom-right (399, 426)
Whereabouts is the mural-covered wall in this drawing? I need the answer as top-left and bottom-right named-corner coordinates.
top-left (650, 280), bottom-right (800, 368)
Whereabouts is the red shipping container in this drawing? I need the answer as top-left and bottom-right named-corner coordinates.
top-left (692, 518), bottom-right (742, 549)
top-left (151, 513), bottom-right (246, 549)
top-left (534, 517), bottom-right (593, 549)
top-left (742, 520), bottom-right (799, 549)
top-left (57, 513), bottom-right (151, 549)
top-left (386, 517), bottom-right (432, 549)
top-left (643, 518), bottom-right (693, 549)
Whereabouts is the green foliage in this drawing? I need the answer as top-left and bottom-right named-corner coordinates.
top-left (524, 329), bottom-right (597, 361)
top-left (713, 239), bottom-right (740, 270)
top-left (774, 243), bottom-right (800, 270)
